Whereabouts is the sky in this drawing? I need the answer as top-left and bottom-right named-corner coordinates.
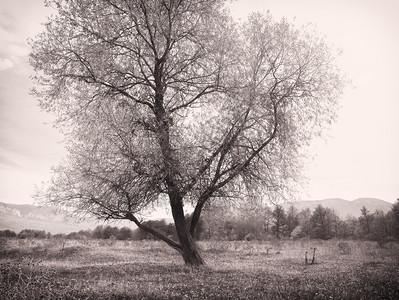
top-left (0, 0), bottom-right (398, 206)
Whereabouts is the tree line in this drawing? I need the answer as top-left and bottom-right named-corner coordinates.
top-left (200, 200), bottom-right (399, 242)
top-left (2, 199), bottom-right (398, 242)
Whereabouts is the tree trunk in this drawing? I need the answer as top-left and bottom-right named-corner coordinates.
top-left (170, 191), bottom-right (205, 266)
top-left (152, 56), bottom-right (204, 266)
top-left (190, 196), bottom-right (207, 237)
top-left (179, 231), bottom-right (205, 266)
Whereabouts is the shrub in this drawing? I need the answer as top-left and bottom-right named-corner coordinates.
top-left (17, 229), bottom-right (47, 239)
top-left (0, 230), bottom-right (17, 238)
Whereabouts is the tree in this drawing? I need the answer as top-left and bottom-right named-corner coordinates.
top-left (103, 225), bottom-right (119, 239)
top-left (200, 202), bottom-right (236, 240)
top-left (271, 205), bottom-right (287, 238)
top-left (391, 199), bottom-right (399, 238)
top-left (136, 219), bottom-right (175, 240)
top-left (339, 217), bottom-right (357, 238)
top-left (359, 206), bottom-right (375, 237)
top-left (285, 205), bottom-right (299, 235)
top-left (31, 0), bottom-right (344, 265)
top-left (117, 227), bottom-right (134, 240)
top-left (294, 207), bottom-right (312, 237)
top-left (262, 206), bottom-right (274, 236)
top-left (92, 225), bottom-right (105, 239)
top-left (371, 210), bottom-right (390, 240)
top-left (309, 205), bottom-right (337, 240)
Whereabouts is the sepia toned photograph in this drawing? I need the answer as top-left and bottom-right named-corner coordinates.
top-left (1, 0), bottom-right (398, 299)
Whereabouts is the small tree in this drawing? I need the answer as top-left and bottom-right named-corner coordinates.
top-left (338, 217), bottom-right (357, 238)
top-left (310, 205), bottom-right (338, 240)
top-left (285, 205), bottom-right (299, 235)
top-left (262, 206), bottom-right (274, 236)
top-left (92, 225), bottom-right (104, 239)
top-left (295, 208), bottom-right (312, 237)
top-left (391, 199), bottom-right (399, 238)
top-left (117, 227), bottom-right (134, 240)
top-left (359, 206), bottom-right (375, 237)
top-left (102, 225), bottom-right (118, 239)
top-left (201, 203), bottom-right (235, 240)
top-left (371, 210), bottom-right (390, 240)
top-left (271, 205), bottom-right (287, 238)
top-left (32, 0), bottom-right (344, 265)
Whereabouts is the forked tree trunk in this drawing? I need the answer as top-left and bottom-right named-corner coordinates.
top-left (152, 63), bottom-right (204, 265)
top-left (170, 192), bottom-right (205, 266)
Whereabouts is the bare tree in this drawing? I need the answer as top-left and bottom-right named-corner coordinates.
top-left (31, 0), bottom-right (344, 265)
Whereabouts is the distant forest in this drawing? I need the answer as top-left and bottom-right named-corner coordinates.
top-left (2, 200), bottom-right (399, 243)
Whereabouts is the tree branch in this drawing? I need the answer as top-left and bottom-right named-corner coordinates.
top-left (125, 212), bottom-right (182, 252)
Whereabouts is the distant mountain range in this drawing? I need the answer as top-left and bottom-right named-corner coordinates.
top-left (284, 198), bottom-right (393, 219)
top-left (0, 201), bottom-right (101, 234)
top-left (0, 198), bottom-right (394, 234)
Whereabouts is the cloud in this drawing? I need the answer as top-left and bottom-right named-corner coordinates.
top-left (0, 57), bottom-right (13, 71)
top-left (0, 152), bottom-right (23, 169)
top-left (0, 2), bottom-right (39, 70)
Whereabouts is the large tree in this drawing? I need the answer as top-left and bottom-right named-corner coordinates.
top-left (31, 0), bottom-right (344, 265)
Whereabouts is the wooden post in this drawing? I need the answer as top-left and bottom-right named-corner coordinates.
top-left (311, 247), bottom-right (316, 264)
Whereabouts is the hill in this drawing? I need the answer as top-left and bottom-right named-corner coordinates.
top-left (284, 198), bottom-right (393, 219)
top-left (0, 201), bottom-right (102, 234)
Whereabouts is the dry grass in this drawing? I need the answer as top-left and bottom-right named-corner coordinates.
top-left (1, 238), bottom-right (398, 299)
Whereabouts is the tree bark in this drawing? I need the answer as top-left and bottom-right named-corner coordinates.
top-left (151, 49), bottom-right (205, 266)
top-left (190, 193), bottom-right (209, 237)
top-left (169, 191), bottom-right (205, 266)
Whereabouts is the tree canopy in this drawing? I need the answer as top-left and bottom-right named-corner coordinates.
top-left (31, 0), bottom-right (345, 265)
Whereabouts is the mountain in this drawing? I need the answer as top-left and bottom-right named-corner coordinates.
top-left (0, 201), bottom-right (102, 234)
top-left (284, 198), bottom-right (393, 219)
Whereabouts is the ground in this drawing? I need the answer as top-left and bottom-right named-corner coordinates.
top-left (1, 238), bottom-right (398, 299)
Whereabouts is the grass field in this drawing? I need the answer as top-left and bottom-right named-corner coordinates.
top-left (1, 238), bottom-right (398, 299)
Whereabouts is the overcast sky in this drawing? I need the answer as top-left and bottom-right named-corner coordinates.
top-left (0, 0), bottom-right (398, 205)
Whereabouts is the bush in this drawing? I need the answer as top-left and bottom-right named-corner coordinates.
top-left (117, 227), bottom-right (133, 240)
top-left (0, 230), bottom-right (17, 238)
top-left (136, 220), bottom-right (176, 240)
top-left (17, 229), bottom-right (47, 239)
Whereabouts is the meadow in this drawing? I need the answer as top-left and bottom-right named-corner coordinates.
top-left (1, 238), bottom-right (398, 299)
